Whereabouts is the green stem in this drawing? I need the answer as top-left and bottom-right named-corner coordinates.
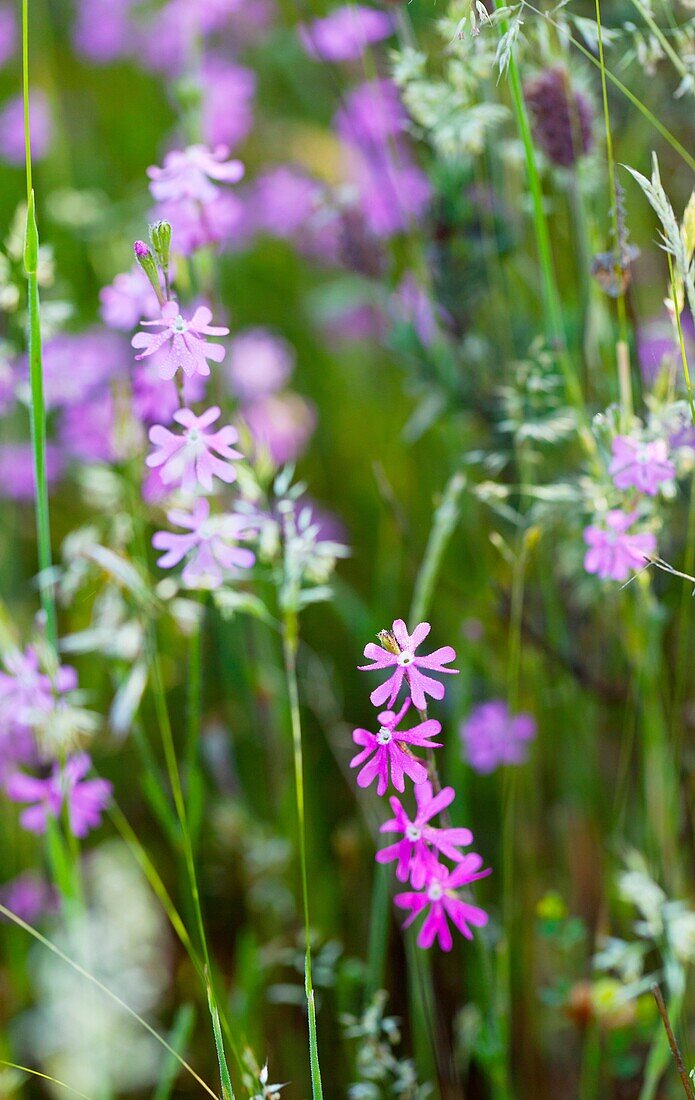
top-left (282, 611), bottom-right (324, 1100)
top-left (22, 0), bottom-right (57, 649)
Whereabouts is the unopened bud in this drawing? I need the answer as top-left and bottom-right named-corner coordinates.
top-left (133, 239), bottom-right (165, 305)
top-left (149, 220), bottom-right (171, 275)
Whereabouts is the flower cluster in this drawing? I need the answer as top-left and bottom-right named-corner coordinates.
top-left (352, 619), bottom-right (490, 951)
top-left (583, 424), bottom-right (677, 582)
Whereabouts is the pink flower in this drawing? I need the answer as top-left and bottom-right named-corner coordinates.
top-left (460, 701), bottom-right (536, 775)
top-left (242, 392), bottom-right (316, 465)
top-left (299, 5), bottom-right (392, 61)
top-left (152, 192), bottom-right (249, 256)
top-left (609, 435), bottom-right (675, 496)
top-left (583, 510), bottom-right (657, 582)
top-left (132, 301), bottom-right (229, 380)
top-left (359, 619), bottom-right (458, 710)
top-left (146, 406), bottom-right (242, 492)
top-left (100, 265), bottom-right (161, 331)
top-left (377, 780), bottom-right (473, 888)
top-left (350, 699), bottom-right (442, 796)
top-left (5, 753), bottom-right (111, 838)
top-left (201, 57), bottom-right (256, 149)
top-left (153, 497), bottom-right (255, 589)
top-left (147, 144), bottom-right (244, 204)
top-left (225, 328), bottom-right (294, 401)
top-left (131, 359), bottom-right (205, 425)
top-left (395, 857), bottom-right (491, 951)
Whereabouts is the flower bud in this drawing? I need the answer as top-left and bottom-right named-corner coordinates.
top-left (133, 239), bottom-right (165, 305)
top-left (149, 220), bottom-right (171, 275)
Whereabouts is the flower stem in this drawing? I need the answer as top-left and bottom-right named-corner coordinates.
top-left (282, 609), bottom-right (324, 1100)
top-left (22, 0), bottom-right (57, 649)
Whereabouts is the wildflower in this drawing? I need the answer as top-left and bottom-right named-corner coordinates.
top-left (0, 442), bottom-right (63, 501)
top-left (225, 328), bottom-right (294, 401)
top-left (0, 91), bottom-right (52, 165)
top-left (146, 406), bottom-right (242, 492)
top-left (583, 510), bottom-right (657, 582)
top-left (359, 619), bottom-right (458, 710)
top-left (132, 301), bottom-right (229, 380)
top-left (152, 191), bottom-right (248, 256)
top-left (460, 700), bottom-right (536, 774)
top-left (377, 780), bottom-right (473, 888)
top-left (0, 647), bottom-right (77, 727)
top-left (350, 699), bottom-right (442, 796)
top-left (153, 497), bottom-right (255, 589)
top-left (395, 856), bottom-right (491, 951)
top-left (249, 167), bottom-right (323, 241)
top-left (0, 871), bottom-right (55, 923)
top-left (131, 359), bottom-right (205, 425)
top-left (242, 392), bottom-right (316, 465)
top-left (523, 67), bottom-right (593, 168)
top-left (299, 5), bottom-right (392, 62)
top-left (147, 144), bottom-right (244, 205)
top-left (5, 753), bottom-right (111, 838)
top-left (608, 435), bottom-right (675, 496)
top-left (201, 57), bottom-right (256, 149)
top-left (100, 265), bottom-right (161, 331)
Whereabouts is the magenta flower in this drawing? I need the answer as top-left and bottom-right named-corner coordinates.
top-left (394, 856), bottom-right (491, 951)
top-left (359, 619), bottom-right (458, 710)
top-left (153, 497), bottom-right (255, 589)
top-left (226, 328), bottom-right (294, 401)
top-left (0, 91), bottom-right (52, 165)
top-left (299, 5), bottom-right (392, 61)
top-left (377, 780), bottom-right (474, 888)
top-left (350, 700), bottom-right (442, 796)
top-left (0, 872), bottom-right (55, 923)
top-left (146, 406), bottom-right (242, 492)
top-left (147, 144), bottom-right (244, 204)
top-left (242, 392), bottom-right (316, 465)
top-left (132, 301), bottom-right (229, 380)
top-left (460, 700), bottom-right (536, 775)
top-left (153, 191), bottom-right (248, 256)
top-left (608, 435), bottom-right (675, 496)
top-left (5, 753), bottom-right (111, 838)
top-left (201, 57), bottom-right (256, 149)
top-left (583, 510), bottom-right (657, 582)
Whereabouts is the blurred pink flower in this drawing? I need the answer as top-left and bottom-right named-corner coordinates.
top-left (153, 191), bottom-right (249, 255)
top-left (148, 144), bottom-right (244, 204)
top-left (201, 57), bottom-right (256, 150)
top-left (0, 443), bottom-right (62, 500)
top-left (23, 329), bottom-right (125, 410)
top-left (100, 265), bottom-right (161, 331)
top-left (350, 699), bottom-right (441, 796)
top-left (359, 619), bottom-right (458, 710)
top-left (395, 856), bottom-right (490, 951)
top-left (609, 435), bottom-right (675, 496)
top-left (131, 359), bottom-right (205, 425)
top-left (242, 392), bottom-right (316, 465)
top-left (226, 328), bottom-right (294, 401)
top-left (460, 700), bottom-right (536, 775)
top-left (377, 780), bottom-right (473, 888)
top-left (73, 0), bottom-right (138, 62)
top-left (147, 406), bottom-right (242, 492)
top-left (583, 510), bottom-right (657, 582)
top-left (0, 91), bottom-right (52, 165)
top-left (300, 5), bottom-right (392, 61)
top-left (6, 753), bottom-right (111, 838)
top-left (0, 872), bottom-right (55, 923)
top-left (0, 4), bottom-right (17, 67)
top-left (250, 166), bottom-right (323, 240)
top-left (153, 497), bottom-right (255, 589)
top-left (132, 301), bottom-right (229, 380)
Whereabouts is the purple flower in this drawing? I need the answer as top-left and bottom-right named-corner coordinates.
top-left (0, 443), bottom-right (63, 500)
top-left (226, 328), bottom-right (294, 401)
top-left (377, 780), bottom-right (473, 888)
top-left (131, 359), bottom-right (205, 425)
top-left (346, 153), bottom-right (431, 238)
top-left (146, 406), bottom-right (242, 492)
top-left (153, 497), bottom-right (255, 589)
top-left (154, 191), bottom-right (249, 256)
top-left (0, 4), bottom-right (17, 67)
top-left (524, 67), bottom-right (594, 168)
top-left (23, 329), bottom-right (125, 410)
top-left (609, 435), bottom-right (675, 496)
top-left (5, 753), bottom-right (111, 838)
top-left (59, 392), bottom-right (119, 464)
top-left (132, 301), bottom-right (229, 380)
top-left (148, 144), bottom-right (244, 204)
top-left (0, 872), bottom-right (55, 923)
top-left (249, 166), bottom-right (323, 241)
top-left (336, 79), bottom-right (406, 149)
top-left (201, 57), bottom-right (256, 150)
top-left (100, 265), bottom-right (161, 331)
top-left (300, 5), bottom-right (392, 61)
top-left (460, 701), bottom-right (536, 775)
top-left (350, 700), bottom-right (442, 796)
top-left (0, 91), bottom-right (52, 165)
top-left (395, 856), bottom-right (491, 951)
top-left (359, 619), bottom-right (458, 710)
top-left (241, 392), bottom-right (316, 465)
top-left (583, 510), bottom-right (657, 582)
top-left (73, 0), bottom-right (137, 62)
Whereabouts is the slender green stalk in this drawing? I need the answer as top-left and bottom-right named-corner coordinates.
top-left (594, 0), bottom-right (633, 423)
top-left (22, 0), bottom-right (57, 649)
top-left (668, 253), bottom-right (695, 428)
top-left (282, 609), bottom-right (324, 1100)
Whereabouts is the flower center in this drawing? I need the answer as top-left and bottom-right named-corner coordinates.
top-left (406, 824), bottom-right (421, 842)
top-left (187, 428), bottom-right (201, 444)
top-left (637, 448), bottom-right (650, 464)
top-left (427, 882), bottom-right (444, 902)
top-left (171, 314), bottom-right (188, 334)
top-left (397, 650), bottom-right (415, 667)
top-left (377, 726), bottom-right (393, 745)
